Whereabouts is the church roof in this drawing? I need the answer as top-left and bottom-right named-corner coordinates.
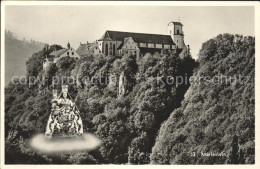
top-left (98, 30), bottom-right (175, 45)
top-left (117, 42), bottom-right (124, 50)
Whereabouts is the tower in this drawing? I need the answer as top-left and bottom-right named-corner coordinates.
top-left (67, 42), bottom-right (71, 49)
top-left (167, 21), bottom-right (186, 49)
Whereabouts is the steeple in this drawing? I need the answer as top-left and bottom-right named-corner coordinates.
top-left (167, 21), bottom-right (186, 49)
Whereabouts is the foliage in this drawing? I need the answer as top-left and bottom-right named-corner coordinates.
top-left (5, 36), bottom-right (218, 164)
top-left (150, 34), bottom-right (255, 164)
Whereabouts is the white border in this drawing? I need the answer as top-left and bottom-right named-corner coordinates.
top-left (1, 1), bottom-right (259, 169)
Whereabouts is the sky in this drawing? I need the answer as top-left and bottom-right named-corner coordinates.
top-left (5, 5), bottom-right (255, 59)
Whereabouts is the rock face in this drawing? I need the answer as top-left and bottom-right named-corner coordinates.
top-left (150, 34), bottom-right (255, 164)
top-left (107, 74), bottom-right (117, 88)
top-left (118, 72), bottom-right (127, 97)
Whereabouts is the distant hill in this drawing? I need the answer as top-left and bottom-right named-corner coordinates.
top-left (150, 34), bottom-right (255, 164)
top-left (5, 30), bottom-right (46, 85)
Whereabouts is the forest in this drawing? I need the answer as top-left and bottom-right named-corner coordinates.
top-left (5, 33), bottom-right (254, 164)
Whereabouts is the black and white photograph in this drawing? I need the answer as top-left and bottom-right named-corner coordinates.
top-left (1, 1), bottom-right (258, 167)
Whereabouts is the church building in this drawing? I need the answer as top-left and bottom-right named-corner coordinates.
top-left (97, 21), bottom-right (186, 59)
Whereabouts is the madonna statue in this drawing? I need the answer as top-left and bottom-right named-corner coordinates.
top-left (45, 85), bottom-right (83, 138)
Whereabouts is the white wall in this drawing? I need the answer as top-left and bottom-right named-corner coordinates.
top-left (148, 43), bottom-right (154, 48)
top-left (60, 48), bottom-right (80, 59)
top-left (164, 44), bottom-right (170, 49)
top-left (140, 43), bottom-right (147, 47)
top-left (156, 44), bottom-right (162, 49)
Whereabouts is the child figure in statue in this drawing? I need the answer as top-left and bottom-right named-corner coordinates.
top-left (45, 85), bottom-right (84, 138)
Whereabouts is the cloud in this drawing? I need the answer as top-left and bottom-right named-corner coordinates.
top-left (30, 133), bottom-right (101, 153)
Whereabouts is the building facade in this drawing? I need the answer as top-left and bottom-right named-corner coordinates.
top-left (76, 41), bottom-right (102, 56)
top-left (50, 42), bottom-right (80, 63)
top-left (97, 21), bottom-right (186, 58)
top-left (43, 42), bottom-right (80, 71)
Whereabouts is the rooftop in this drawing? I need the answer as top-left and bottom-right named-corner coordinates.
top-left (99, 30), bottom-right (175, 45)
top-left (76, 42), bottom-right (98, 56)
top-left (168, 21), bottom-right (183, 26)
top-left (49, 48), bottom-right (68, 58)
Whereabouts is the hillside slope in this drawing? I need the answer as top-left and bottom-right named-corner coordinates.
top-left (150, 34), bottom-right (255, 164)
top-left (5, 31), bottom-right (46, 85)
top-left (5, 44), bottom-right (196, 164)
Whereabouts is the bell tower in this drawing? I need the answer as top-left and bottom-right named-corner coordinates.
top-left (167, 21), bottom-right (186, 49)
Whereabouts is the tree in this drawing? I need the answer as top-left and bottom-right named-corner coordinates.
top-left (229, 135), bottom-right (239, 164)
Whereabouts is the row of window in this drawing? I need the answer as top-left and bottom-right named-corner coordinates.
top-left (104, 44), bottom-right (116, 56)
top-left (67, 51), bottom-right (74, 55)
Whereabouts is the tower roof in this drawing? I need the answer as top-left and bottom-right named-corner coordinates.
top-left (168, 21), bottom-right (183, 26)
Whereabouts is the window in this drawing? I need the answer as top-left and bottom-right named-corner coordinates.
top-left (177, 30), bottom-right (179, 34)
top-left (113, 44), bottom-right (115, 56)
top-left (105, 44), bottom-right (108, 55)
top-left (72, 52), bottom-right (74, 55)
top-left (67, 52), bottom-right (69, 55)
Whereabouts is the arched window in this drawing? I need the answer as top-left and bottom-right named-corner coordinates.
top-left (177, 30), bottom-right (179, 34)
top-left (105, 44), bottom-right (108, 55)
top-left (113, 44), bottom-right (115, 56)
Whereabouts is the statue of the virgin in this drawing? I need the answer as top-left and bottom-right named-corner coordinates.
top-left (45, 85), bottom-right (83, 138)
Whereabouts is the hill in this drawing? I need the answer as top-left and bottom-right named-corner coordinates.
top-left (5, 43), bottom-right (196, 164)
top-left (5, 30), bottom-right (46, 85)
top-left (150, 34), bottom-right (255, 164)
